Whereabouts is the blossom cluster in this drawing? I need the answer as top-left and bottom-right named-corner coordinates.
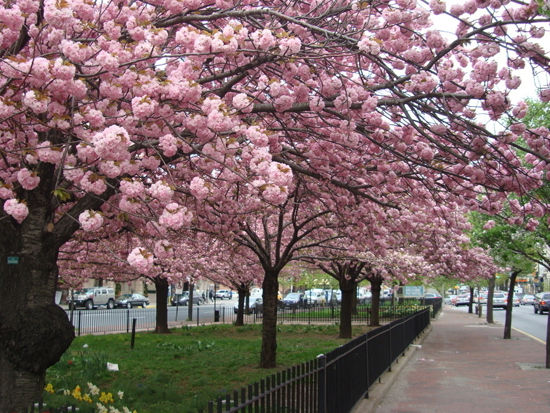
top-left (3, 199), bottom-right (29, 223)
top-left (79, 210), bottom-right (104, 232)
top-left (127, 247), bottom-right (154, 274)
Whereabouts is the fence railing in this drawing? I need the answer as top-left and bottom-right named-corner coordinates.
top-left (199, 308), bottom-right (431, 413)
top-left (64, 298), bottom-right (440, 336)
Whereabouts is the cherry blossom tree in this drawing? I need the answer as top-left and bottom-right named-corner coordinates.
top-left (1, 0), bottom-right (550, 410)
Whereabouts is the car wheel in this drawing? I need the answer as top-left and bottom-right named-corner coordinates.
top-left (535, 306), bottom-right (538, 313)
top-left (127, 302), bottom-right (132, 309)
top-left (107, 300), bottom-right (114, 309)
top-left (85, 300), bottom-right (93, 310)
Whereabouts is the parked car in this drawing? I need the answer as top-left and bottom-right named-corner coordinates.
top-left (452, 293), bottom-right (470, 306)
top-left (521, 294), bottom-right (535, 305)
top-left (445, 294), bottom-right (457, 305)
top-left (281, 292), bottom-right (305, 308)
top-left (304, 289), bottom-right (326, 305)
top-left (474, 292), bottom-right (488, 304)
top-left (115, 293), bottom-right (149, 308)
top-left (234, 296), bottom-right (263, 314)
top-left (492, 292), bottom-right (508, 309)
top-left (512, 294), bottom-right (521, 307)
top-left (424, 293), bottom-right (442, 299)
top-left (171, 291), bottom-right (202, 306)
top-left (68, 287), bottom-right (115, 310)
top-left (534, 292), bottom-right (550, 314)
top-left (357, 289), bottom-right (372, 304)
top-left (215, 290), bottom-right (232, 299)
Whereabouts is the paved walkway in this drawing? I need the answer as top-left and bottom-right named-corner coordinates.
top-left (353, 306), bottom-right (550, 413)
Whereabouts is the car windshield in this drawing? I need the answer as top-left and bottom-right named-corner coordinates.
top-left (494, 293), bottom-right (505, 298)
top-left (74, 288), bottom-right (94, 294)
top-left (120, 294), bottom-right (132, 298)
top-left (285, 293), bottom-right (300, 299)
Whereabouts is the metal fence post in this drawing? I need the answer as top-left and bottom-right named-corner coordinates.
top-left (77, 310), bottom-right (81, 337)
top-left (364, 333), bottom-right (370, 399)
top-left (317, 354), bottom-right (326, 413)
top-left (130, 318), bottom-right (137, 349)
top-left (196, 307), bottom-right (199, 326)
top-left (126, 309), bottom-right (130, 333)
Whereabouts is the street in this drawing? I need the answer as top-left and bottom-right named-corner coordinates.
top-left (64, 297), bottom-right (248, 335)
top-left (449, 303), bottom-right (548, 342)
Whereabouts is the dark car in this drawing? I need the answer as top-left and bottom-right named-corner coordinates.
top-left (171, 292), bottom-right (202, 306)
top-left (234, 296), bottom-right (263, 314)
top-left (280, 292), bottom-right (305, 308)
top-left (115, 293), bottom-right (149, 308)
top-left (534, 292), bottom-right (550, 314)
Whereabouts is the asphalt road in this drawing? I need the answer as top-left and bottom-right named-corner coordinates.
top-left (450, 303), bottom-right (548, 343)
top-left (64, 297), bottom-right (245, 335)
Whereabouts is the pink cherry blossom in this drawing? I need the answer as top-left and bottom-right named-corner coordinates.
top-left (127, 247), bottom-right (154, 274)
top-left (3, 199), bottom-right (28, 223)
top-left (78, 210), bottom-right (104, 231)
top-left (148, 181), bottom-right (174, 202)
top-left (92, 125), bottom-right (132, 162)
top-left (16, 168), bottom-right (40, 190)
top-left (79, 171), bottom-right (107, 195)
top-left (158, 202), bottom-right (192, 230)
top-left (159, 134), bottom-right (178, 157)
top-left (22, 90), bottom-right (50, 113)
top-left (36, 141), bottom-right (63, 164)
top-left (190, 177), bottom-right (209, 200)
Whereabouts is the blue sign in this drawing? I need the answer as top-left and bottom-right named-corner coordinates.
top-left (7, 256), bottom-right (19, 264)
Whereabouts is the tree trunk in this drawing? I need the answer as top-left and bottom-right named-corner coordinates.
top-left (503, 271), bottom-right (518, 340)
top-left (154, 277), bottom-right (170, 334)
top-left (351, 284), bottom-right (358, 315)
top-left (339, 286), bottom-right (354, 339)
top-left (0, 239), bottom-right (74, 412)
top-left (487, 274), bottom-right (495, 324)
top-left (468, 286), bottom-right (474, 314)
top-left (260, 270), bottom-right (279, 368)
top-left (234, 287), bottom-right (247, 326)
top-left (369, 277), bottom-right (382, 327)
top-left (187, 284), bottom-right (194, 321)
top-left (546, 310), bottom-right (550, 368)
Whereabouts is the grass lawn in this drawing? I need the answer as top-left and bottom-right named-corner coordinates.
top-left (43, 323), bottom-right (367, 412)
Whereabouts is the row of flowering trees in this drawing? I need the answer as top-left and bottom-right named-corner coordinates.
top-left (1, 0), bottom-right (549, 410)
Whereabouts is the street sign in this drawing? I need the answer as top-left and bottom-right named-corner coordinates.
top-left (401, 286), bottom-right (424, 298)
top-left (7, 256), bottom-right (19, 265)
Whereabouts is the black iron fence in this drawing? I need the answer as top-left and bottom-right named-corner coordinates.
top-left (199, 308), bottom-right (431, 413)
top-left (64, 298), bottom-right (441, 336)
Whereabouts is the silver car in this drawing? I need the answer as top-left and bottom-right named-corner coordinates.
top-left (492, 292), bottom-right (508, 309)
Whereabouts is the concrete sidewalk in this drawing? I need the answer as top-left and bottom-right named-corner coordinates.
top-left (353, 306), bottom-right (550, 413)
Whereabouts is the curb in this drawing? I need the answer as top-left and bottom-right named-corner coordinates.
top-left (350, 320), bottom-right (434, 413)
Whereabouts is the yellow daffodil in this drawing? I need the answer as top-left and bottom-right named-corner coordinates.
top-left (72, 385), bottom-right (83, 401)
top-left (99, 391), bottom-right (115, 404)
top-left (44, 383), bottom-right (55, 394)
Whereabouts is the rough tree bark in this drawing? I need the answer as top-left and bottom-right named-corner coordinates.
top-left (339, 279), bottom-right (355, 339)
top-left (154, 277), bottom-right (170, 334)
top-left (369, 276), bottom-right (382, 327)
top-left (503, 270), bottom-right (519, 340)
top-left (187, 283), bottom-right (194, 321)
top-left (468, 286), bottom-right (474, 314)
top-left (0, 159), bottom-right (95, 412)
top-left (486, 274), bottom-right (495, 324)
top-left (234, 286), bottom-right (248, 327)
top-left (260, 269), bottom-right (279, 368)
